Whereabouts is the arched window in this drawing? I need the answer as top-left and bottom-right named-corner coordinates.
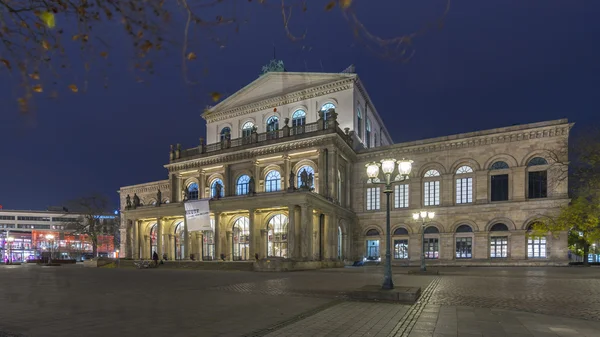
top-left (456, 225), bottom-right (473, 233)
top-left (266, 116), bottom-right (279, 132)
top-left (296, 165), bottom-right (315, 189)
top-left (423, 226), bottom-right (440, 259)
top-left (236, 175), bottom-right (251, 195)
top-left (455, 166), bottom-right (474, 204)
top-left (423, 170), bottom-right (441, 206)
top-left (210, 179), bottom-right (224, 198)
top-left (357, 107), bottom-right (363, 138)
top-left (220, 127), bottom-right (231, 142)
top-left (242, 122), bottom-right (254, 138)
top-left (265, 170), bottom-right (281, 192)
top-left (292, 109), bottom-right (306, 127)
top-left (365, 119), bottom-right (371, 148)
top-left (527, 223), bottom-right (547, 258)
top-left (187, 182), bottom-right (199, 200)
top-left (174, 221), bottom-right (185, 260)
top-left (320, 103), bottom-right (336, 120)
top-left (150, 223), bottom-right (157, 257)
top-left (490, 161), bottom-right (509, 170)
top-left (527, 157), bottom-right (548, 166)
top-left (366, 229), bottom-right (380, 236)
top-left (393, 227), bottom-right (409, 236)
top-left (424, 226), bottom-right (439, 234)
top-left (527, 157), bottom-right (548, 199)
top-left (232, 217), bottom-right (250, 260)
top-left (490, 223), bottom-right (509, 258)
top-left (267, 214), bottom-right (288, 258)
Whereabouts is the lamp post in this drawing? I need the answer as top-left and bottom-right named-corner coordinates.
top-left (45, 234), bottom-right (55, 264)
top-left (412, 211), bottom-right (435, 272)
top-left (366, 158), bottom-right (413, 290)
top-left (7, 237), bottom-right (14, 264)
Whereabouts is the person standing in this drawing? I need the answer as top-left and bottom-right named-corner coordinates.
top-left (152, 251), bottom-right (159, 266)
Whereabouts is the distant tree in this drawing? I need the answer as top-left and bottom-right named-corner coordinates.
top-left (0, 0), bottom-right (450, 112)
top-left (65, 194), bottom-right (118, 257)
top-left (532, 127), bottom-right (600, 265)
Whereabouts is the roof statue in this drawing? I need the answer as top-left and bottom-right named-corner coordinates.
top-left (261, 59), bottom-right (286, 76)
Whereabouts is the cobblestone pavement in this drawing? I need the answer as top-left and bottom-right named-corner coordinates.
top-left (1, 264), bottom-right (600, 336)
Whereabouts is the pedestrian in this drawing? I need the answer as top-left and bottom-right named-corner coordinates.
top-left (153, 251), bottom-right (159, 266)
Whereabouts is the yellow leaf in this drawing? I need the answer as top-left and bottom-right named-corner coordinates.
top-left (210, 92), bottom-right (221, 102)
top-left (29, 72), bottom-right (40, 80)
top-left (340, 0), bottom-right (352, 9)
top-left (187, 52), bottom-right (197, 60)
top-left (42, 40), bottom-right (50, 50)
top-left (72, 34), bottom-right (80, 41)
top-left (100, 51), bottom-right (108, 58)
top-left (39, 11), bottom-right (56, 28)
top-left (69, 84), bottom-right (78, 93)
top-left (33, 84), bottom-right (43, 93)
top-left (325, 1), bottom-right (335, 11)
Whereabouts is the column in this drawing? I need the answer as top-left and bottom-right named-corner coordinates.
top-left (300, 204), bottom-right (313, 260)
top-left (253, 160), bottom-right (261, 192)
top-left (183, 217), bottom-right (190, 259)
top-left (224, 164), bottom-right (232, 196)
top-left (283, 154), bottom-right (291, 190)
top-left (137, 220), bottom-right (143, 259)
top-left (157, 218), bottom-right (164, 258)
top-left (169, 234), bottom-right (175, 259)
top-left (342, 233), bottom-right (348, 260)
top-left (329, 148), bottom-right (338, 201)
top-left (317, 149), bottom-right (326, 195)
top-left (287, 205), bottom-right (296, 259)
top-left (178, 177), bottom-right (184, 202)
top-left (214, 212), bottom-right (221, 259)
top-left (131, 219), bottom-right (138, 259)
top-left (329, 213), bottom-right (338, 260)
top-left (226, 231), bottom-right (232, 260)
top-left (143, 235), bottom-right (149, 259)
top-left (163, 234), bottom-right (170, 259)
top-left (248, 209), bottom-right (256, 257)
top-left (199, 170), bottom-right (206, 198)
top-left (197, 232), bottom-right (203, 260)
top-left (260, 229), bottom-right (268, 258)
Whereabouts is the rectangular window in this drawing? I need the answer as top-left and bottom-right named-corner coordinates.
top-left (528, 236), bottom-right (547, 258)
top-left (490, 236), bottom-right (508, 258)
top-left (423, 181), bottom-right (440, 206)
top-left (456, 177), bottom-right (473, 204)
top-left (394, 239), bottom-right (409, 259)
top-left (491, 174), bottom-right (509, 201)
top-left (423, 238), bottom-right (439, 259)
top-left (528, 171), bottom-right (547, 199)
top-left (366, 187), bottom-right (381, 211)
top-left (0, 215), bottom-right (15, 220)
top-left (455, 237), bottom-right (472, 258)
top-left (394, 184), bottom-right (409, 208)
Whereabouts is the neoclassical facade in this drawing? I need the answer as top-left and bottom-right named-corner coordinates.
top-left (119, 64), bottom-right (572, 266)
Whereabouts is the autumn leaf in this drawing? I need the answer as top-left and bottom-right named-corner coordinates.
top-left (340, 0), bottom-right (352, 9)
top-left (29, 72), bottom-right (40, 80)
top-left (39, 12), bottom-right (56, 28)
top-left (100, 51), bottom-right (108, 58)
top-left (42, 40), bottom-right (50, 50)
top-left (72, 34), bottom-right (80, 41)
top-left (1, 59), bottom-right (10, 69)
top-left (33, 84), bottom-right (43, 93)
top-left (68, 84), bottom-right (79, 93)
top-left (325, 1), bottom-right (336, 11)
top-left (211, 92), bottom-right (221, 102)
top-left (186, 52), bottom-right (197, 60)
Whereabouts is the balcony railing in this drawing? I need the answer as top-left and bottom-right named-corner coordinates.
top-left (170, 110), bottom-right (354, 162)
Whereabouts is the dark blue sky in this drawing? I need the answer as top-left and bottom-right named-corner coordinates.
top-left (1, 0), bottom-right (598, 210)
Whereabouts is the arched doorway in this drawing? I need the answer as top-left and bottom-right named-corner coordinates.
top-left (232, 217), bottom-right (250, 261)
top-left (174, 222), bottom-right (185, 260)
top-left (267, 214), bottom-right (288, 258)
top-left (149, 223), bottom-right (157, 257)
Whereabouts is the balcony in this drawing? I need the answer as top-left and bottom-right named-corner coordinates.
top-left (169, 110), bottom-right (354, 162)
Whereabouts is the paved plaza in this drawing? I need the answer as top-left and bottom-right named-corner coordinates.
top-left (0, 265), bottom-right (599, 336)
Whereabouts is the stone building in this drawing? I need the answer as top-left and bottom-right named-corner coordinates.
top-left (119, 63), bottom-right (572, 266)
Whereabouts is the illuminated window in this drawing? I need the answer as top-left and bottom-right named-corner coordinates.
top-left (210, 179), bottom-right (224, 198)
top-left (366, 187), bottom-right (380, 210)
top-left (320, 103), bottom-right (336, 120)
top-left (266, 116), bottom-right (279, 132)
top-left (455, 166), bottom-right (473, 204)
top-left (174, 222), bottom-right (185, 260)
top-left (267, 214), bottom-right (288, 258)
top-left (187, 183), bottom-right (199, 200)
top-left (232, 217), bottom-right (250, 261)
top-left (357, 107), bottom-right (363, 138)
top-left (394, 239), bottom-right (408, 259)
top-left (424, 169), bottom-right (441, 206)
top-left (292, 109), bottom-right (306, 127)
top-left (220, 127), bottom-right (231, 142)
top-left (394, 184), bottom-right (409, 208)
top-left (265, 170), bottom-right (281, 192)
top-left (236, 175), bottom-right (250, 195)
top-left (296, 165), bottom-right (315, 189)
top-left (242, 122), bottom-right (254, 138)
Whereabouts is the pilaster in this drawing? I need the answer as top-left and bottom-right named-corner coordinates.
top-left (226, 231), bottom-right (232, 261)
top-left (300, 204), bottom-right (313, 260)
top-left (248, 208), bottom-right (256, 257)
top-left (214, 211), bottom-right (221, 259)
top-left (199, 170), bottom-right (206, 198)
top-left (157, 218), bottom-right (164, 258)
top-left (287, 205), bottom-right (296, 259)
top-left (183, 216), bottom-right (190, 259)
top-left (283, 155), bottom-right (291, 190)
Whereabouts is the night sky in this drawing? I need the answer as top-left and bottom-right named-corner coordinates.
top-left (1, 0), bottom-right (598, 211)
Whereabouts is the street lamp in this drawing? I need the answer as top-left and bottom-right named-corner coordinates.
top-left (366, 158), bottom-right (413, 290)
top-left (413, 211), bottom-right (435, 272)
top-left (7, 237), bottom-right (14, 264)
top-left (45, 234), bottom-right (55, 263)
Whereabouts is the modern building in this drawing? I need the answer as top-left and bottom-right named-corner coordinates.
top-left (118, 62), bottom-right (572, 266)
top-left (0, 208), bottom-right (117, 262)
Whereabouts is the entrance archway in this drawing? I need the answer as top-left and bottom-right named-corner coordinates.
top-left (267, 214), bottom-right (288, 258)
top-left (149, 223), bottom-right (157, 257)
top-left (232, 217), bottom-right (250, 260)
top-left (174, 221), bottom-right (185, 260)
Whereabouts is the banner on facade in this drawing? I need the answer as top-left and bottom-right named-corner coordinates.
top-left (184, 199), bottom-right (212, 232)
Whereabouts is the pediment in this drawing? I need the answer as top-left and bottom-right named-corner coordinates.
top-left (204, 72), bottom-right (355, 117)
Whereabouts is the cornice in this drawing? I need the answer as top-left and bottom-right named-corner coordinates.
top-left (206, 78), bottom-right (355, 123)
top-left (120, 181), bottom-right (171, 195)
top-left (166, 135), bottom-right (347, 173)
top-left (358, 124), bottom-right (571, 161)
